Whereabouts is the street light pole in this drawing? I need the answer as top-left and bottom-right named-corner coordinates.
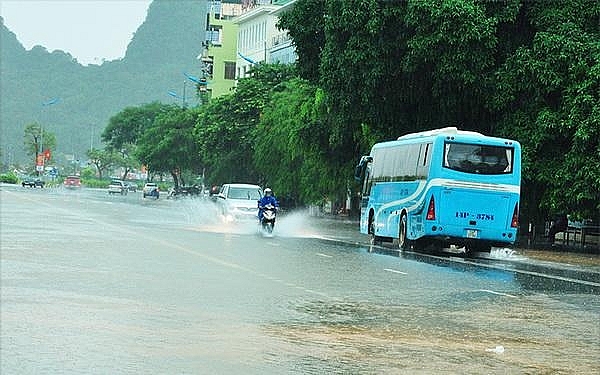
top-left (183, 72), bottom-right (208, 105)
top-left (168, 72), bottom-right (208, 107)
top-left (90, 124), bottom-right (94, 151)
top-left (167, 88), bottom-right (186, 107)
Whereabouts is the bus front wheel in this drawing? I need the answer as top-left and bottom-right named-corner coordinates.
top-left (398, 214), bottom-right (412, 251)
top-left (369, 220), bottom-right (380, 245)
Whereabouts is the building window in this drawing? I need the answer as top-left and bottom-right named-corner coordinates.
top-left (207, 25), bottom-right (222, 46)
top-left (224, 61), bottom-right (236, 80)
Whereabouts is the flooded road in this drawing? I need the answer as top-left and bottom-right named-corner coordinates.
top-left (1, 185), bottom-right (599, 374)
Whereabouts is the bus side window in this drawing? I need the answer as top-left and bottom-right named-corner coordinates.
top-left (416, 143), bottom-right (432, 177)
top-left (503, 149), bottom-right (512, 172)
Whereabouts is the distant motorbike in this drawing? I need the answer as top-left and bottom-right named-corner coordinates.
top-left (259, 203), bottom-right (277, 234)
top-left (168, 185), bottom-right (202, 199)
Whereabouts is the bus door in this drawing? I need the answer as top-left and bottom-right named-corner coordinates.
top-left (355, 155), bottom-right (373, 233)
top-left (354, 155), bottom-right (373, 207)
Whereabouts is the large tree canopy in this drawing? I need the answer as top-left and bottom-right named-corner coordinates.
top-left (86, 148), bottom-right (121, 179)
top-left (101, 101), bottom-right (166, 151)
top-left (493, 0), bottom-right (600, 220)
top-left (276, 0), bottom-right (325, 84)
top-left (279, 0), bottom-right (599, 224)
top-left (194, 63), bottom-right (297, 185)
top-left (253, 78), bottom-right (334, 203)
top-left (135, 105), bottom-right (201, 188)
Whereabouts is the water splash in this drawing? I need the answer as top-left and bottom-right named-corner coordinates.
top-left (485, 345), bottom-right (505, 354)
top-left (274, 210), bottom-right (318, 238)
top-left (489, 247), bottom-right (525, 260)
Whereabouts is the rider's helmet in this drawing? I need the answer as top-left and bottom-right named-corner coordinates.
top-left (264, 188), bottom-right (273, 197)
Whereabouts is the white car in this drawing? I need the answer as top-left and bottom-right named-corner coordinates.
top-left (216, 183), bottom-right (262, 222)
top-left (143, 183), bottom-right (160, 198)
top-left (108, 180), bottom-right (127, 195)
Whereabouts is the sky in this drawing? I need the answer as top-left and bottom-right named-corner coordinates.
top-left (0, 0), bottom-right (152, 66)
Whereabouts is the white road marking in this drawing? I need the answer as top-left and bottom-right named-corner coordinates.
top-left (475, 289), bottom-right (517, 298)
top-left (384, 268), bottom-right (407, 275)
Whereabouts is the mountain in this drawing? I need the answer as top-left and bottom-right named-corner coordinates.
top-left (0, 0), bottom-right (207, 167)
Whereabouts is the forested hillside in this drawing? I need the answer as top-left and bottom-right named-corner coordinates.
top-left (0, 0), bottom-right (207, 165)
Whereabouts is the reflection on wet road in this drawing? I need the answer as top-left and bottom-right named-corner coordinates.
top-left (1, 185), bottom-right (599, 374)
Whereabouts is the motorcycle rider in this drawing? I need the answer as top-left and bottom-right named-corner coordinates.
top-left (258, 187), bottom-right (279, 221)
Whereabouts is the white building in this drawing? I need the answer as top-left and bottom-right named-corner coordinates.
top-left (233, 0), bottom-right (297, 78)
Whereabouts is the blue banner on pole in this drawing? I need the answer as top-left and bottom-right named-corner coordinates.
top-left (184, 72), bottom-right (207, 85)
top-left (238, 52), bottom-right (256, 65)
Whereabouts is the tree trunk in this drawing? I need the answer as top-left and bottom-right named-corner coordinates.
top-left (171, 170), bottom-right (179, 189)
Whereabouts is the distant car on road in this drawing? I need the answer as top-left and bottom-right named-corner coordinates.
top-left (143, 182), bottom-right (160, 199)
top-left (124, 181), bottom-right (138, 192)
top-left (21, 177), bottom-right (45, 188)
top-left (63, 175), bottom-right (81, 189)
top-left (108, 180), bottom-right (128, 195)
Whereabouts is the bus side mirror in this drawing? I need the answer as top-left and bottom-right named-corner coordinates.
top-left (354, 155), bottom-right (372, 181)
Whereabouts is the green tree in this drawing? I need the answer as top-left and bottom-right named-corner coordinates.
top-left (317, 0), bottom-right (520, 151)
top-left (101, 101), bottom-right (166, 151)
top-left (254, 78), bottom-right (353, 205)
top-left (23, 122), bottom-right (56, 166)
top-left (194, 64), bottom-right (296, 185)
top-left (277, 0), bottom-right (599, 225)
top-left (254, 78), bottom-right (313, 201)
top-left (135, 105), bottom-right (201, 188)
top-left (116, 143), bottom-right (140, 181)
top-left (195, 93), bottom-right (258, 184)
top-left (493, 0), bottom-right (600, 224)
top-left (279, 0), bottom-right (518, 207)
top-left (276, 0), bottom-right (325, 84)
top-left (87, 148), bottom-right (120, 179)
top-left (402, 0), bottom-right (520, 133)
top-left (102, 102), bottom-right (170, 180)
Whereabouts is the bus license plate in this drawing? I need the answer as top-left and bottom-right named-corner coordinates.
top-left (466, 229), bottom-right (479, 239)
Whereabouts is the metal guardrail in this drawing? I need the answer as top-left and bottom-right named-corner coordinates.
top-left (559, 225), bottom-right (600, 250)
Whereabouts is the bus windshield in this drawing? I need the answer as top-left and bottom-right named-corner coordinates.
top-left (443, 142), bottom-right (513, 175)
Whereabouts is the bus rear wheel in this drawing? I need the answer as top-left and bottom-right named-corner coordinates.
top-left (398, 214), bottom-right (412, 251)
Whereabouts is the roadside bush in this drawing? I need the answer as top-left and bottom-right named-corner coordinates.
top-left (79, 167), bottom-right (95, 179)
top-left (81, 178), bottom-right (110, 188)
top-left (158, 182), bottom-right (171, 192)
top-left (0, 172), bottom-right (18, 184)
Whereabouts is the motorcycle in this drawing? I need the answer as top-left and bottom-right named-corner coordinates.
top-left (259, 203), bottom-right (277, 234)
top-left (168, 184), bottom-right (203, 199)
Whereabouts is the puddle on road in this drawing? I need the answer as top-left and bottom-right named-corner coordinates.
top-left (261, 296), bottom-right (600, 374)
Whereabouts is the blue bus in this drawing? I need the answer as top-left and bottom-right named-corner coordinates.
top-left (354, 127), bottom-right (521, 253)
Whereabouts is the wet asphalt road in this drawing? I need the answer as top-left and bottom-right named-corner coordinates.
top-left (1, 184), bottom-right (599, 374)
